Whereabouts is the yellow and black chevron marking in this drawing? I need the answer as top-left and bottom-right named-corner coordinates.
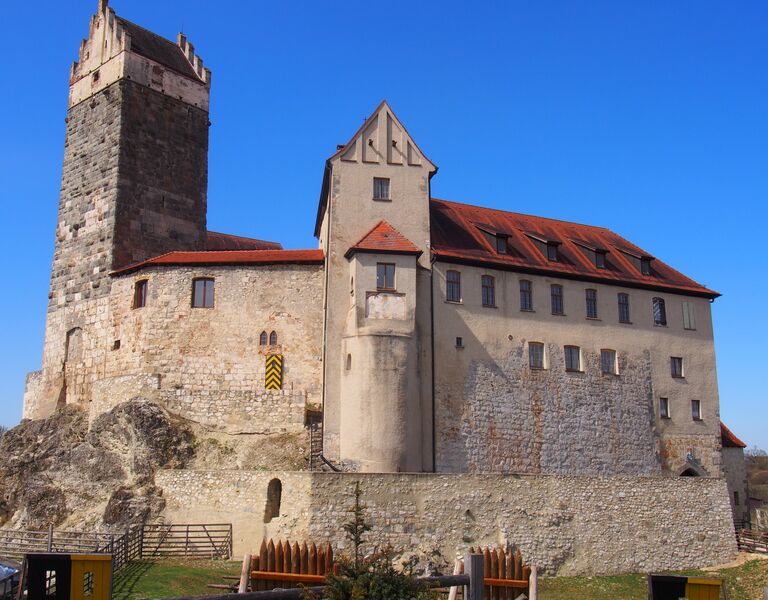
top-left (265, 354), bottom-right (283, 390)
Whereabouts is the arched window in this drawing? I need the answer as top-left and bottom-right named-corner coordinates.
top-left (263, 478), bottom-right (282, 523)
top-left (269, 331), bottom-right (277, 345)
top-left (259, 331), bottom-right (268, 346)
top-left (652, 297), bottom-right (667, 326)
top-left (680, 468), bottom-right (699, 477)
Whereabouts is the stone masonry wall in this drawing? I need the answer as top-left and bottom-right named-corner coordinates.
top-left (26, 263), bottom-right (324, 435)
top-left (156, 470), bottom-right (737, 576)
top-left (440, 341), bottom-right (660, 475)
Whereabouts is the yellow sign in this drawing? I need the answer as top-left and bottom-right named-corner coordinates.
top-left (265, 354), bottom-right (283, 390)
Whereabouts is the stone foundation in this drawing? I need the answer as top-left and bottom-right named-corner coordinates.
top-left (156, 470), bottom-right (737, 575)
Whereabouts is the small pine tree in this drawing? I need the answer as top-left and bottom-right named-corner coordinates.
top-left (342, 481), bottom-right (371, 568)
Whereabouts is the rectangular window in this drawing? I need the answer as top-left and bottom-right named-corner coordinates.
top-left (133, 279), bottom-right (148, 309)
top-left (376, 263), bottom-right (396, 290)
top-left (373, 177), bottom-right (390, 200)
top-left (595, 251), bottom-right (606, 269)
top-left (659, 397), bottom-right (670, 419)
top-left (455, 336), bottom-right (464, 348)
top-left (601, 349), bottom-right (617, 374)
top-left (529, 342), bottom-right (544, 369)
top-left (520, 280), bottom-right (533, 311)
top-left (682, 302), bottom-right (696, 330)
top-left (618, 293), bottom-right (630, 323)
top-left (641, 258), bottom-right (652, 275)
top-left (671, 356), bottom-right (684, 378)
top-left (547, 243), bottom-right (558, 261)
top-left (481, 275), bottom-right (496, 307)
top-left (691, 399), bottom-right (702, 420)
top-left (496, 235), bottom-right (508, 254)
top-left (734, 491), bottom-right (740, 505)
top-left (653, 297), bottom-right (667, 326)
top-left (192, 278), bottom-right (215, 308)
top-left (564, 345), bottom-right (581, 371)
top-left (446, 270), bottom-right (461, 302)
top-left (586, 289), bottom-right (598, 318)
top-left (551, 284), bottom-right (564, 315)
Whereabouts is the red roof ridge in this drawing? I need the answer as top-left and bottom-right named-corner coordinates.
top-left (431, 197), bottom-right (613, 232)
top-left (111, 249), bottom-right (324, 276)
top-left (345, 220), bottom-right (422, 259)
top-left (720, 421), bottom-right (747, 449)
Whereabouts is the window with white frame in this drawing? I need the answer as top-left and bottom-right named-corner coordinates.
top-left (564, 345), bottom-right (581, 371)
top-left (600, 349), bottom-right (617, 374)
top-left (376, 263), bottom-right (396, 290)
top-left (659, 397), bottom-right (670, 419)
top-left (529, 342), bottom-right (545, 369)
top-left (691, 399), bottom-right (702, 420)
top-left (682, 302), bottom-right (696, 330)
top-left (671, 356), bottom-right (684, 378)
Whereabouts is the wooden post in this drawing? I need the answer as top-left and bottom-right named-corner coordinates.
top-left (465, 553), bottom-right (484, 600)
top-left (528, 566), bottom-right (538, 600)
top-left (447, 558), bottom-right (462, 600)
top-left (47, 525), bottom-right (53, 552)
top-left (238, 554), bottom-right (252, 593)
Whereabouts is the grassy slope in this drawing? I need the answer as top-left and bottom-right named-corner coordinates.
top-left (112, 557), bottom-right (768, 600)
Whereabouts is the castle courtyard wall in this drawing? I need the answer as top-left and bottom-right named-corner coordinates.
top-left (156, 470), bottom-right (737, 576)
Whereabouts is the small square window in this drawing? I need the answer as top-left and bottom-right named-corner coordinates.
top-left (373, 177), bottom-right (390, 200)
top-left (564, 345), bottom-right (581, 371)
top-left (659, 397), bottom-right (670, 419)
top-left (377, 263), bottom-right (395, 290)
top-left (691, 399), bottom-right (702, 421)
top-left (133, 279), bottom-right (148, 309)
top-left (192, 278), bottom-right (215, 308)
top-left (529, 342), bottom-right (545, 369)
top-left (455, 337), bottom-right (464, 348)
top-left (600, 349), bottom-right (617, 375)
top-left (671, 356), bottom-right (684, 378)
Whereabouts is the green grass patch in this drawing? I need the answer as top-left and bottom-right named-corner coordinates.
top-left (539, 556), bottom-right (768, 600)
top-left (112, 560), bottom-right (241, 600)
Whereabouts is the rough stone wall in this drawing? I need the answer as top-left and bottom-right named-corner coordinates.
top-left (112, 80), bottom-right (208, 269)
top-left (443, 341), bottom-right (659, 475)
top-left (432, 262), bottom-right (723, 477)
top-left (721, 447), bottom-right (750, 525)
top-left (26, 263), bottom-right (324, 435)
top-left (156, 470), bottom-right (737, 576)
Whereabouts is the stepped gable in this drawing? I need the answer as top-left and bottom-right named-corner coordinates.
top-left (720, 422), bottom-right (747, 448)
top-left (345, 220), bottom-right (422, 258)
top-left (112, 249), bottom-right (324, 275)
top-left (115, 16), bottom-right (200, 81)
top-left (206, 231), bottom-right (282, 251)
top-left (430, 198), bottom-right (719, 298)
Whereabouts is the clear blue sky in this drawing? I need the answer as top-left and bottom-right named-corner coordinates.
top-left (1, 1), bottom-right (766, 448)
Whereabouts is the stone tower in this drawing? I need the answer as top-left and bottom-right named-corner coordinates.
top-left (24, 0), bottom-right (211, 418)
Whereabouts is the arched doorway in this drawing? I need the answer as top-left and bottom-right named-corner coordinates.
top-left (263, 478), bottom-right (282, 523)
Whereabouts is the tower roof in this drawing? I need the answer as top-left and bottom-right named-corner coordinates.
top-left (345, 221), bottom-right (422, 259)
top-left (720, 421), bottom-right (747, 448)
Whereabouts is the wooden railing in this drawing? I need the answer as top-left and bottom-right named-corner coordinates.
top-left (737, 529), bottom-right (768, 554)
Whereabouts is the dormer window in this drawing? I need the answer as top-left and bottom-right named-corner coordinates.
top-left (641, 258), bottom-right (652, 275)
top-left (496, 235), bottom-right (508, 254)
top-left (547, 243), bottom-right (558, 262)
top-left (595, 251), bottom-right (606, 269)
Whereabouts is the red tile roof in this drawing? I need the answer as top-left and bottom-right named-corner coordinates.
top-left (721, 421), bottom-right (747, 449)
top-left (206, 231), bottom-right (282, 251)
top-left (112, 249), bottom-right (324, 275)
top-left (430, 198), bottom-right (719, 298)
top-left (345, 221), bottom-right (422, 259)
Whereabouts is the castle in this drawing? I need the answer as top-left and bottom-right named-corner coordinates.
top-left (20, 0), bottom-right (748, 570)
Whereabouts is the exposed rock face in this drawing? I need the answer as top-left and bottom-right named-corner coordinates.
top-left (0, 399), bottom-right (194, 530)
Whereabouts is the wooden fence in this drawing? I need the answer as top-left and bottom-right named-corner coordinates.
top-left (468, 546), bottom-right (531, 600)
top-left (248, 539), bottom-right (336, 590)
top-left (0, 523), bottom-right (232, 571)
top-left (737, 529), bottom-right (768, 554)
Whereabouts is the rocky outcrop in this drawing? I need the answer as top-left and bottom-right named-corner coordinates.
top-left (0, 399), bottom-right (194, 530)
